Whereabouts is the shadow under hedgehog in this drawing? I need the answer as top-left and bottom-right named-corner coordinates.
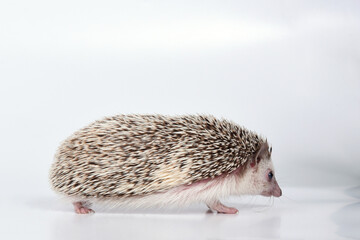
top-left (50, 114), bottom-right (282, 214)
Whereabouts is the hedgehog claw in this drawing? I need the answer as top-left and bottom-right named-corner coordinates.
top-left (73, 202), bottom-right (94, 214)
top-left (207, 200), bottom-right (238, 214)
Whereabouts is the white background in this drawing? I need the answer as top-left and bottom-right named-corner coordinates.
top-left (0, 0), bottom-right (359, 239)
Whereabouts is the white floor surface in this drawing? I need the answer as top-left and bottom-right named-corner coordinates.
top-left (1, 186), bottom-right (359, 240)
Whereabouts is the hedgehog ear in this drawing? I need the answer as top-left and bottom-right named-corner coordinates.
top-left (250, 142), bottom-right (269, 168)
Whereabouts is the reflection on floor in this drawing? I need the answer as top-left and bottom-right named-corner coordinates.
top-left (1, 186), bottom-right (359, 240)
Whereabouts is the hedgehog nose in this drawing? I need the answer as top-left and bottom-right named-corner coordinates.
top-left (273, 181), bottom-right (282, 197)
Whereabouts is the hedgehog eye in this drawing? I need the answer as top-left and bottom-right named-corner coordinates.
top-left (268, 171), bottom-right (273, 181)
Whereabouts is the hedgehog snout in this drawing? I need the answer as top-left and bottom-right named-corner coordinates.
top-left (260, 179), bottom-right (282, 197)
top-left (272, 180), bottom-right (282, 197)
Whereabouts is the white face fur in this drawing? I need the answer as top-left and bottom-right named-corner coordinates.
top-left (248, 158), bottom-right (282, 197)
top-left (235, 144), bottom-right (282, 198)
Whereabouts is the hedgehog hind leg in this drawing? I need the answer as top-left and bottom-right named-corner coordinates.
top-left (206, 200), bottom-right (238, 214)
top-left (73, 201), bottom-right (94, 214)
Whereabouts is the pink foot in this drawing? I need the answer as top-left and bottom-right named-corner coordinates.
top-left (73, 202), bottom-right (94, 214)
top-left (207, 200), bottom-right (238, 214)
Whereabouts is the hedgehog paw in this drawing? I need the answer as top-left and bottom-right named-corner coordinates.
top-left (207, 200), bottom-right (238, 214)
top-left (73, 202), bottom-right (95, 214)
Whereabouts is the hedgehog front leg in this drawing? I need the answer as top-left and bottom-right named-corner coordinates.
top-left (73, 201), bottom-right (94, 214)
top-left (207, 200), bottom-right (238, 214)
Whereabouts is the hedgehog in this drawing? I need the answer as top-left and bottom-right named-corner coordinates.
top-left (49, 114), bottom-right (282, 214)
